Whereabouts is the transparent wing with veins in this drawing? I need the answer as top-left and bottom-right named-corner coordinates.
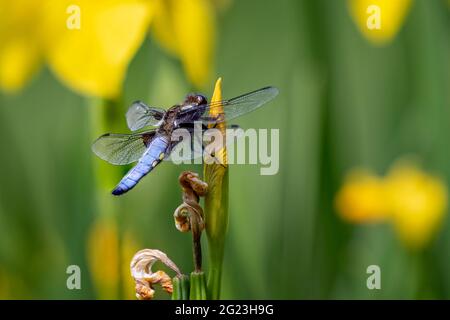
top-left (126, 101), bottom-right (166, 131)
top-left (178, 86), bottom-right (279, 125)
top-left (91, 131), bottom-right (156, 165)
top-left (165, 124), bottom-right (243, 162)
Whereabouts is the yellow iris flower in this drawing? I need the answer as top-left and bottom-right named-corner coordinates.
top-left (385, 164), bottom-right (447, 250)
top-left (335, 170), bottom-right (388, 223)
top-left (335, 161), bottom-right (448, 250)
top-left (87, 218), bottom-right (120, 299)
top-left (0, 0), bottom-right (216, 97)
top-left (348, 0), bottom-right (413, 45)
top-left (152, 0), bottom-right (215, 89)
top-left (0, 0), bottom-right (44, 92)
top-left (87, 217), bottom-right (140, 299)
top-left (43, 0), bottom-right (154, 98)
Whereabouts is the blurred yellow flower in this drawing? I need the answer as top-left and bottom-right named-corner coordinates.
top-left (121, 230), bottom-right (141, 300)
top-left (0, 0), bottom-right (44, 92)
top-left (0, 0), bottom-right (217, 97)
top-left (0, 0), bottom-right (153, 97)
top-left (152, 0), bottom-right (216, 89)
top-left (335, 162), bottom-right (448, 250)
top-left (87, 217), bottom-right (120, 299)
top-left (385, 164), bottom-right (447, 250)
top-left (348, 0), bottom-right (412, 45)
top-left (43, 0), bottom-right (154, 98)
top-left (335, 170), bottom-right (388, 223)
top-left (0, 268), bottom-right (31, 299)
top-left (87, 217), bottom-right (141, 299)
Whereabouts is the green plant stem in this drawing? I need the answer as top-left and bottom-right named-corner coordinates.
top-left (204, 165), bottom-right (228, 299)
top-left (189, 271), bottom-right (207, 300)
top-left (191, 209), bottom-right (203, 273)
top-left (89, 97), bottom-right (125, 299)
top-left (89, 97), bottom-right (125, 193)
top-left (172, 275), bottom-right (190, 300)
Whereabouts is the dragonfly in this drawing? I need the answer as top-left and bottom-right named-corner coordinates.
top-left (92, 86), bottom-right (279, 195)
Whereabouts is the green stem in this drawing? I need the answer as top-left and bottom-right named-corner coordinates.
top-left (191, 208), bottom-right (203, 273)
top-left (88, 97), bottom-right (125, 299)
top-left (189, 271), bottom-right (207, 300)
top-left (204, 165), bottom-right (228, 299)
top-left (172, 275), bottom-right (190, 300)
top-left (89, 97), bottom-right (125, 192)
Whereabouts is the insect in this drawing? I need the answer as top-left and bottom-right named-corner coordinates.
top-left (92, 86), bottom-right (279, 195)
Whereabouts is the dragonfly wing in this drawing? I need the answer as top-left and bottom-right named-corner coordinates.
top-left (164, 125), bottom-right (243, 163)
top-left (92, 131), bottom-right (156, 165)
top-left (178, 86), bottom-right (279, 125)
top-left (126, 101), bottom-right (165, 131)
top-left (164, 127), bottom-right (204, 162)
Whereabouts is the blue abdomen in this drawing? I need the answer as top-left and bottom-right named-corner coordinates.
top-left (112, 135), bottom-right (168, 195)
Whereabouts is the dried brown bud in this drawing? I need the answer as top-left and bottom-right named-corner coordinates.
top-left (175, 171), bottom-right (208, 272)
top-left (135, 279), bottom-right (155, 300)
top-left (174, 203), bottom-right (193, 232)
top-left (174, 172), bottom-right (207, 233)
top-left (130, 249), bottom-right (181, 300)
top-left (179, 171), bottom-right (208, 197)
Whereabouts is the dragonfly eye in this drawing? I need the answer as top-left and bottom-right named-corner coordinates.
top-left (195, 94), bottom-right (207, 106)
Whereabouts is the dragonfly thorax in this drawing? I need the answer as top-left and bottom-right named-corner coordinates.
top-left (159, 105), bottom-right (182, 135)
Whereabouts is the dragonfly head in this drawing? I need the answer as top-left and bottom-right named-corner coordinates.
top-left (174, 93), bottom-right (209, 127)
top-left (184, 93), bottom-right (208, 107)
top-left (194, 94), bottom-right (208, 106)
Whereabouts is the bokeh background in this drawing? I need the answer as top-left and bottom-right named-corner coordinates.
top-left (0, 0), bottom-right (449, 299)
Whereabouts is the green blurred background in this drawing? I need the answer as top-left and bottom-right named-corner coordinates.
top-left (0, 0), bottom-right (449, 299)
